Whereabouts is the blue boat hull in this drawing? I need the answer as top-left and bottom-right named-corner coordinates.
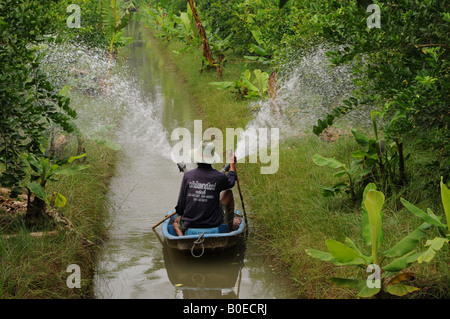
top-left (162, 210), bottom-right (246, 254)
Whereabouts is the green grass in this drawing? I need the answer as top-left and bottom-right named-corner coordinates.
top-left (240, 136), bottom-right (449, 298)
top-left (0, 139), bottom-right (116, 298)
top-left (149, 33), bottom-right (449, 299)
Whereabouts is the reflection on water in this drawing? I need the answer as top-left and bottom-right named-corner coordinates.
top-left (92, 23), bottom-right (291, 299)
top-left (163, 242), bottom-right (246, 299)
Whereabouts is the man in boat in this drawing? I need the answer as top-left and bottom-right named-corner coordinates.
top-left (173, 140), bottom-right (241, 236)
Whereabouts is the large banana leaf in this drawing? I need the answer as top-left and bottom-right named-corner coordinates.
top-left (330, 277), bottom-right (380, 298)
top-left (179, 12), bottom-right (191, 38)
top-left (321, 182), bottom-right (347, 197)
top-left (253, 69), bottom-right (269, 97)
top-left (305, 249), bottom-right (333, 262)
top-left (383, 251), bottom-right (424, 272)
top-left (101, 0), bottom-right (132, 52)
top-left (329, 277), bottom-right (364, 290)
top-left (54, 164), bottom-right (90, 176)
top-left (385, 284), bottom-right (419, 296)
top-left (384, 223), bottom-right (428, 258)
top-left (418, 237), bottom-right (449, 263)
top-left (312, 153), bottom-right (346, 169)
top-left (401, 198), bottom-right (445, 227)
top-left (351, 130), bottom-right (370, 148)
top-left (357, 285), bottom-right (380, 298)
top-left (325, 239), bottom-right (366, 265)
top-left (28, 182), bottom-right (47, 201)
top-left (364, 189), bottom-right (384, 263)
top-left (242, 77), bottom-right (259, 93)
top-left (361, 183), bottom-right (377, 245)
top-left (345, 237), bottom-right (372, 264)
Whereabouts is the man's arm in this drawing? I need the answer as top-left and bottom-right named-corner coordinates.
top-left (229, 149), bottom-right (237, 173)
top-left (226, 153), bottom-right (237, 189)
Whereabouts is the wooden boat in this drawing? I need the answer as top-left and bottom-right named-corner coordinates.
top-left (162, 210), bottom-right (247, 257)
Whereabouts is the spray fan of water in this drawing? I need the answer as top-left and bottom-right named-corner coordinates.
top-left (41, 43), bottom-right (173, 160)
top-left (234, 45), bottom-right (371, 161)
top-left (41, 43), bottom-right (371, 165)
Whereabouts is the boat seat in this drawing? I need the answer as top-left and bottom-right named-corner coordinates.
top-left (185, 227), bottom-right (220, 235)
top-left (167, 224), bottom-right (229, 236)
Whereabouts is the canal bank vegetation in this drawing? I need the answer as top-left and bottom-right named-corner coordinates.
top-left (1, 0), bottom-right (448, 299)
top-left (0, 0), bottom-right (125, 298)
top-left (0, 139), bottom-right (116, 298)
top-left (141, 0), bottom-right (449, 298)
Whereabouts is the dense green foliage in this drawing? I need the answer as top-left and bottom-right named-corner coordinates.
top-left (146, 0), bottom-right (449, 186)
top-left (0, 0), bottom-right (120, 298)
top-left (58, 0), bottom-right (134, 50)
top-left (301, 0), bottom-right (450, 183)
top-left (0, 0), bottom-right (77, 197)
top-left (0, 0), bottom-right (132, 204)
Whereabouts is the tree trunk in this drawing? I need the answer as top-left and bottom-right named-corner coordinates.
top-left (396, 139), bottom-right (407, 186)
top-left (217, 53), bottom-right (225, 78)
top-left (187, 0), bottom-right (215, 70)
top-left (26, 197), bottom-right (50, 226)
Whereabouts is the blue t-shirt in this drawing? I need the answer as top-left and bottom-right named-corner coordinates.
top-left (175, 164), bottom-right (236, 228)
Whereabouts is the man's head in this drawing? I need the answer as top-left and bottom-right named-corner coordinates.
top-left (190, 140), bottom-right (220, 164)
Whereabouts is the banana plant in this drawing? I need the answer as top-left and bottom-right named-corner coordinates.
top-left (312, 153), bottom-right (372, 202)
top-left (175, 12), bottom-right (192, 41)
top-left (399, 177), bottom-right (450, 263)
top-left (314, 111), bottom-right (408, 200)
top-left (101, 0), bottom-right (133, 54)
top-left (145, 6), bottom-right (178, 41)
top-left (173, 5), bottom-right (198, 44)
top-left (306, 184), bottom-right (439, 298)
top-left (24, 150), bottom-right (90, 222)
top-left (209, 65), bottom-right (269, 100)
top-left (243, 27), bottom-right (271, 65)
top-left (350, 111), bottom-right (396, 189)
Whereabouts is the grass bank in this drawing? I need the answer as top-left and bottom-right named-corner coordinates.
top-left (0, 139), bottom-right (116, 298)
top-left (149, 34), bottom-right (449, 299)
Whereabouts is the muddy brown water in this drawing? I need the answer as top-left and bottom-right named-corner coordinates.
top-left (92, 23), bottom-right (292, 299)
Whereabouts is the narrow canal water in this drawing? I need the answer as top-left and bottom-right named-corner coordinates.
top-left (93, 23), bottom-right (291, 299)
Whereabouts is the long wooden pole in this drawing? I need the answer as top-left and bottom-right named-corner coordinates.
top-left (152, 211), bottom-right (177, 230)
top-left (233, 166), bottom-right (248, 228)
